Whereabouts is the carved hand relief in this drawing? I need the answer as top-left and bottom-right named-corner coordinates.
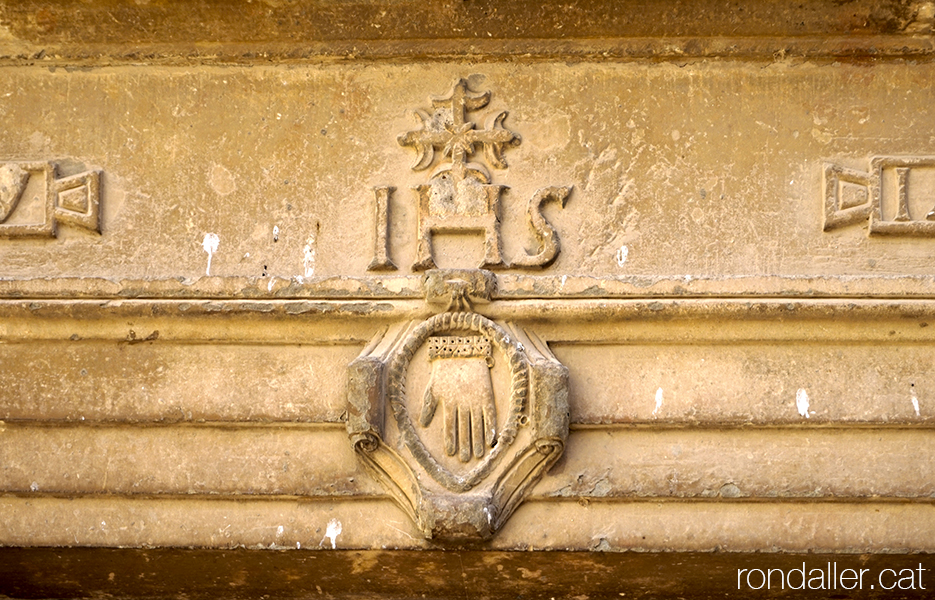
top-left (0, 161), bottom-right (101, 238)
top-left (823, 156), bottom-right (935, 235)
top-left (347, 271), bottom-right (569, 540)
top-left (368, 78), bottom-right (571, 271)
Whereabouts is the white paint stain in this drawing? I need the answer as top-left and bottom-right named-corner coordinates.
top-left (303, 233), bottom-right (317, 277)
top-left (561, 274), bottom-right (568, 287)
top-left (296, 541), bottom-right (301, 549)
top-left (322, 518), bottom-right (342, 549)
top-left (911, 385), bottom-right (921, 417)
top-left (202, 233), bottom-right (219, 276)
top-left (615, 245), bottom-right (629, 267)
top-left (276, 525), bottom-right (284, 536)
top-left (652, 387), bottom-right (663, 416)
top-left (273, 225), bottom-right (280, 242)
top-left (796, 388), bottom-right (810, 419)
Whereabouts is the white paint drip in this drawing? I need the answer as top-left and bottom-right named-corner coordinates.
top-left (272, 225), bottom-right (280, 242)
top-left (615, 245), bottom-right (629, 267)
top-left (796, 388), bottom-right (810, 419)
top-left (911, 386), bottom-right (921, 417)
top-left (652, 387), bottom-right (663, 416)
top-left (202, 233), bottom-right (219, 276)
top-left (303, 233), bottom-right (317, 277)
top-left (322, 518), bottom-right (342, 549)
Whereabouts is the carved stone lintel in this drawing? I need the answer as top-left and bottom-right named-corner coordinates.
top-left (0, 161), bottom-right (101, 238)
top-left (346, 310), bottom-right (568, 540)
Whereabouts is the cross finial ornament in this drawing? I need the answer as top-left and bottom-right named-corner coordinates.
top-left (398, 78), bottom-right (520, 178)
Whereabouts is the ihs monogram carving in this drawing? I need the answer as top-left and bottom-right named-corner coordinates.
top-left (368, 78), bottom-right (571, 271)
top-left (823, 156), bottom-right (935, 235)
top-left (0, 161), bottom-right (102, 238)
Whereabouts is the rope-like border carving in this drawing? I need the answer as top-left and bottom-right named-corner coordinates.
top-left (387, 312), bottom-right (529, 493)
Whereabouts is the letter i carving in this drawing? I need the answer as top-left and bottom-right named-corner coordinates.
top-left (367, 186), bottom-right (396, 271)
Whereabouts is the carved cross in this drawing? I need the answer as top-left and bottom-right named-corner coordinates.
top-left (397, 78), bottom-right (520, 178)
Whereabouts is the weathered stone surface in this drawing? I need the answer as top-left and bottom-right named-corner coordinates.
top-left (541, 428), bottom-right (935, 498)
top-left (0, 343), bottom-right (357, 422)
top-left (1, 0), bottom-right (933, 62)
top-left (557, 341), bottom-right (935, 424)
top-left (0, 424), bottom-right (372, 496)
top-left (2, 495), bottom-right (934, 553)
top-left (3, 62), bottom-right (935, 282)
top-left (1, 4), bottom-right (935, 596)
top-left (2, 424), bottom-right (931, 500)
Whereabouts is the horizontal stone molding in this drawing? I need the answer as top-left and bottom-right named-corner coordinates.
top-left (3, 36), bottom-right (935, 64)
top-left (2, 425), bottom-right (932, 500)
top-left (539, 428), bottom-right (935, 499)
top-left (502, 499), bottom-right (935, 553)
top-left (0, 1), bottom-right (933, 62)
top-left (2, 301), bottom-right (935, 425)
top-left (1, 495), bottom-right (933, 552)
top-left (0, 424), bottom-right (375, 497)
top-left (5, 298), bottom-right (935, 339)
top-left (556, 341), bottom-right (935, 425)
top-left (0, 342), bottom-right (358, 423)
top-left (6, 274), bottom-right (935, 300)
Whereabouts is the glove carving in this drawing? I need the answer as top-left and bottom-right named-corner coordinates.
top-left (420, 335), bottom-right (497, 462)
